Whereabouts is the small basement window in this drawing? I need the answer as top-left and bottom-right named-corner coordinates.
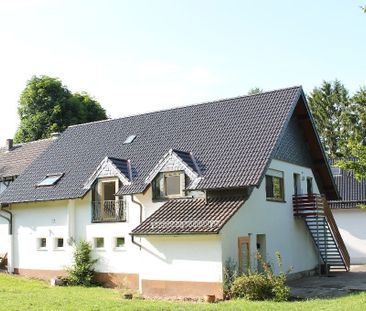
top-left (37, 238), bottom-right (47, 250)
top-left (94, 237), bottom-right (104, 249)
top-left (56, 238), bottom-right (64, 248)
top-left (37, 173), bottom-right (63, 187)
top-left (152, 171), bottom-right (185, 200)
top-left (115, 237), bottom-right (125, 248)
top-left (265, 169), bottom-right (285, 202)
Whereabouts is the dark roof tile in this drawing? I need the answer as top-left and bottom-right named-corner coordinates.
top-left (0, 86), bottom-right (318, 203)
top-left (131, 196), bottom-right (245, 235)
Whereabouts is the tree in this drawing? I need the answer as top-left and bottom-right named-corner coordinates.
top-left (247, 87), bottom-right (263, 95)
top-left (336, 144), bottom-right (366, 181)
top-left (307, 80), bottom-right (350, 158)
top-left (14, 75), bottom-right (107, 143)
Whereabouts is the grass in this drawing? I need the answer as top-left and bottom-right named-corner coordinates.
top-left (0, 274), bottom-right (366, 310)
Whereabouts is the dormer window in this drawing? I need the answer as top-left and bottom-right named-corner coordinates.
top-left (152, 171), bottom-right (185, 200)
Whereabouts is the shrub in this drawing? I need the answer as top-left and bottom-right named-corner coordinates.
top-left (230, 251), bottom-right (290, 301)
top-left (223, 257), bottom-right (238, 298)
top-left (66, 240), bottom-right (98, 286)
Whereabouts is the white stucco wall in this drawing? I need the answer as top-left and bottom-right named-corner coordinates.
top-left (221, 159), bottom-right (319, 275)
top-left (139, 235), bottom-right (222, 283)
top-left (332, 209), bottom-right (366, 264)
top-left (0, 218), bottom-right (8, 255)
top-left (12, 199), bottom-right (71, 270)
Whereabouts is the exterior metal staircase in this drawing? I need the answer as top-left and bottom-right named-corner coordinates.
top-left (293, 194), bottom-right (350, 272)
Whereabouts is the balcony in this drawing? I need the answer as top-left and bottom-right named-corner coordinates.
top-left (293, 194), bottom-right (325, 217)
top-left (92, 200), bottom-right (126, 223)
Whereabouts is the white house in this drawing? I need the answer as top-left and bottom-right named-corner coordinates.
top-left (329, 161), bottom-right (366, 264)
top-left (0, 86), bottom-right (349, 298)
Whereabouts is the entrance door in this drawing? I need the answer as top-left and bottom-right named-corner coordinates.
top-left (238, 237), bottom-right (250, 274)
top-left (293, 173), bottom-right (301, 195)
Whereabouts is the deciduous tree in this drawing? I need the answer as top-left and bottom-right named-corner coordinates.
top-left (14, 76), bottom-right (107, 143)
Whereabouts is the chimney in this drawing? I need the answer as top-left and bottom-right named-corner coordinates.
top-left (51, 132), bottom-right (61, 139)
top-left (5, 139), bottom-right (13, 151)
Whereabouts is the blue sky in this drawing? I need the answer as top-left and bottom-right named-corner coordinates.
top-left (0, 0), bottom-right (365, 145)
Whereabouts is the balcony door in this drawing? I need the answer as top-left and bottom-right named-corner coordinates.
top-left (102, 181), bottom-right (116, 202)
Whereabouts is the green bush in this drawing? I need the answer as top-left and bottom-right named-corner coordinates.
top-left (223, 258), bottom-right (238, 298)
top-left (66, 240), bottom-right (98, 286)
top-left (230, 251), bottom-right (290, 301)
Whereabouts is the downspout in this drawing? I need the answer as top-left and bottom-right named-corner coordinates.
top-left (130, 194), bottom-right (143, 293)
top-left (0, 204), bottom-right (13, 273)
top-left (130, 194), bottom-right (143, 249)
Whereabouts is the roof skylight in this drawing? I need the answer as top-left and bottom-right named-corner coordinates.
top-left (123, 135), bottom-right (136, 144)
top-left (37, 173), bottom-right (64, 187)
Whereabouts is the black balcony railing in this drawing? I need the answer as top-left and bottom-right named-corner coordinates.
top-left (92, 200), bottom-right (126, 222)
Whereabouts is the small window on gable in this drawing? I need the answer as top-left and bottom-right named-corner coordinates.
top-left (152, 171), bottom-right (185, 200)
top-left (37, 173), bottom-right (63, 187)
top-left (265, 169), bottom-right (285, 202)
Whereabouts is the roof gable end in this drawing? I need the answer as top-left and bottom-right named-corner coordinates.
top-left (83, 157), bottom-right (131, 190)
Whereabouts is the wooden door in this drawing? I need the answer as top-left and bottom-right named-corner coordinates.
top-left (238, 237), bottom-right (250, 274)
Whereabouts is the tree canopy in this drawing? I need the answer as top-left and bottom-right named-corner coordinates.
top-left (247, 87), bottom-right (263, 95)
top-left (14, 76), bottom-right (107, 143)
top-left (307, 80), bottom-right (350, 158)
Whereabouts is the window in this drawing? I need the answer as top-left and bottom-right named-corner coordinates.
top-left (37, 238), bottom-right (47, 249)
top-left (293, 173), bottom-right (301, 195)
top-left (56, 238), bottom-right (64, 248)
top-left (115, 237), bottom-right (125, 248)
top-left (94, 237), bottom-right (104, 249)
top-left (331, 167), bottom-right (341, 176)
top-left (123, 135), bottom-right (136, 144)
top-left (307, 177), bottom-right (313, 195)
top-left (102, 181), bottom-right (116, 201)
top-left (265, 169), bottom-right (285, 201)
top-left (152, 171), bottom-right (185, 200)
top-left (37, 173), bottom-right (63, 187)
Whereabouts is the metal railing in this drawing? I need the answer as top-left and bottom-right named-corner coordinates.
top-left (92, 200), bottom-right (126, 222)
top-left (292, 194), bottom-right (350, 271)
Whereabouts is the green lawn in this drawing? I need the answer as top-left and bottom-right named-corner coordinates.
top-left (0, 274), bottom-right (365, 311)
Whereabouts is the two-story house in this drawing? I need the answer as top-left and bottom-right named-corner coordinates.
top-left (0, 86), bottom-right (349, 298)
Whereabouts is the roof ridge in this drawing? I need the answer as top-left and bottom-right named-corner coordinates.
top-left (0, 137), bottom-right (54, 151)
top-left (68, 85), bottom-right (303, 130)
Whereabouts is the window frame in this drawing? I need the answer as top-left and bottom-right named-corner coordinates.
top-left (114, 237), bottom-right (126, 250)
top-left (94, 237), bottom-right (105, 249)
top-left (152, 171), bottom-right (185, 200)
top-left (265, 170), bottom-right (285, 202)
top-left (306, 177), bottom-right (313, 195)
top-left (36, 173), bottom-right (64, 187)
top-left (55, 238), bottom-right (64, 250)
top-left (37, 237), bottom-right (47, 250)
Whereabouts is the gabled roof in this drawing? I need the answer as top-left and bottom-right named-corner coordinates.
top-left (0, 86), bottom-right (338, 204)
top-left (329, 159), bottom-right (366, 209)
top-left (83, 157), bottom-right (132, 190)
top-left (131, 197), bottom-right (246, 235)
top-left (130, 149), bottom-right (201, 196)
top-left (0, 138), bottom-right (53, 180)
